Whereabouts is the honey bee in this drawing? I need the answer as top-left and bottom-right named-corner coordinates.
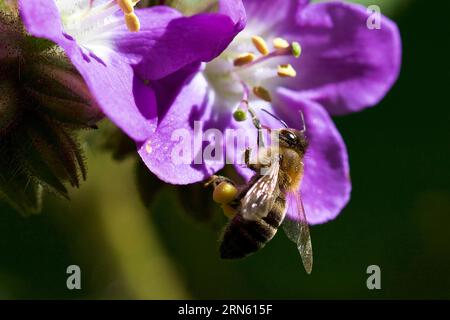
top-left (206, 109), bottom-right (313, 274)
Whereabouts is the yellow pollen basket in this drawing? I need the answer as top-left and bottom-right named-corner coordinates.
top-left (118, 0), bottom-right (141, 32)
top-left (213, 182), bottom-right (238, 205)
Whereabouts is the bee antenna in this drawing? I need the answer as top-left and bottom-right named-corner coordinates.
top-left (260, 109), bottom-right (288, 128)
top-left (299, 110), bottom-right (306, 133)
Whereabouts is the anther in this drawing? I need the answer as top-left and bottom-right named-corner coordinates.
top-left (251, 36), bottom-right (269, 56)
top-left (253, 86), bottom-right (272, 102)
top-left (117, 0), bottom-right (134, 14)
top-left (277, 64), bottom-right (297, 78)
top-left (273, 37), bottom-right (290, 49)
top-left (125, 12), bottom-right (140, 32)
top-left (233, 53), bottom-right (256, 66)
top-left (291, 42), bottom-right (302, 58)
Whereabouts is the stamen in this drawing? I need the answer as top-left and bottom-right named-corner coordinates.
top-left (233, 81), bottom-right (250, 121)
top-left (273, 37), bottom-right (290, 49)
top-left (117, 0), bottom-right (134, 14)
top-left (61, 0), bottom-right (141, 41)
top-left (125, 12), bottom-right (140, 32)
top-left (233, 53), bottom-right (256, 67)
top-left (253, 86), bottom-right (272, 102)
top-left (65, 1), bottom-right (117, 23)
top-left (277, 64), bottom-right (297, 78)
top-left (235, 48), bottom-right (289, 70)
top-left (118, 0), bottom-right (141, 32)
top-left (251, 36), bottom-right (269, 56)
top-left (206, 34), bottom-right (303, 121)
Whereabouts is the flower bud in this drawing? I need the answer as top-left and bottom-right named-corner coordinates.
top-left (0, 79), bottom-right (21, 136)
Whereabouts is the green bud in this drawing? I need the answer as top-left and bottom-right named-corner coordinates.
top-left (0, 2), bottom-right (98, 216)
top-left (0, 80), bottom-right (21, 136)
top-left (233, 108), bottom-right (247, 122)
top-left (291, 41), bottom-right (302, 58)
top-left (27, 63), bottom-right (103, 128)
top-left (0, 146), bottom-right (43, 216)
top-left (0, 102), bottom-right (90, 215)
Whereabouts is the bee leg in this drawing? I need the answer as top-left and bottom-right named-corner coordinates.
top-left (245, 147), bottom-right (272, 172)
top-left (244, 148), bottom-right (260, 172)
top-left (204, 175), bottom-right (236, 189)
top-left (205, 176), bottom-right (239, 218)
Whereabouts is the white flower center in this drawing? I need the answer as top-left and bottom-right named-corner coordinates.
top-left (203, 24), bottom-right (301, 114)
top-left (54, 0), bottom-right (140, 51)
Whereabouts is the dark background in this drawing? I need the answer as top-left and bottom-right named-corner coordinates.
top-left (0, 0), bottom-right (449, 299)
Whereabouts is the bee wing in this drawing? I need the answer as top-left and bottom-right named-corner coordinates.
top-left (241, 159), bottom-right (280, 221)
top-left (282, 192), bottom-right (313, 274)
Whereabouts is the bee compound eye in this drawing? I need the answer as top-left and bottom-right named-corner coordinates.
top-left (287, 132), bottom-right (297, 141)
top-left (280, 130), bottom-right (297, 144)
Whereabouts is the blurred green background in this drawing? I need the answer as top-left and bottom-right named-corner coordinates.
top-left (1, 0), bottom-right (449, 299)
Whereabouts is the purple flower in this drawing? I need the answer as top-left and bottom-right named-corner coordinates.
top-left (138, 0), bottom-right (401, 224)
top-left (18, 0), bottom-right (245, 142)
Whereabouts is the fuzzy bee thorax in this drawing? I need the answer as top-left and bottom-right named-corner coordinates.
top-left (279, 147), bottom-right (304, 192)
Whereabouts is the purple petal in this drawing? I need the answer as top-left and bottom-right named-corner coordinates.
top-left (243, 0), bottom-right (308, 33)
top-left (235, 89), bottom-right (351, 225)
top-left (138, 71), bottom-right (231, 184)
top-left (218, 0), bottom-right (247, 28)
top-left (69, 51), bottom-right (157, 142)
top-left (284, 1), bottom-right (401, 115)
top-left (115, 0), bottom-right (246, 81)
top-left (18, 0), bottom-right (65, 44)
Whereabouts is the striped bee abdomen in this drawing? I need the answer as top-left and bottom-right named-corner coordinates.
top-left (220, 194), bottom-right (286, 259)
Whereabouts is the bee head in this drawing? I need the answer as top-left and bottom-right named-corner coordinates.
top-left (258, 108), bottom-right (308, 153)
top-left (277, 129), bottom-right (308, 154)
